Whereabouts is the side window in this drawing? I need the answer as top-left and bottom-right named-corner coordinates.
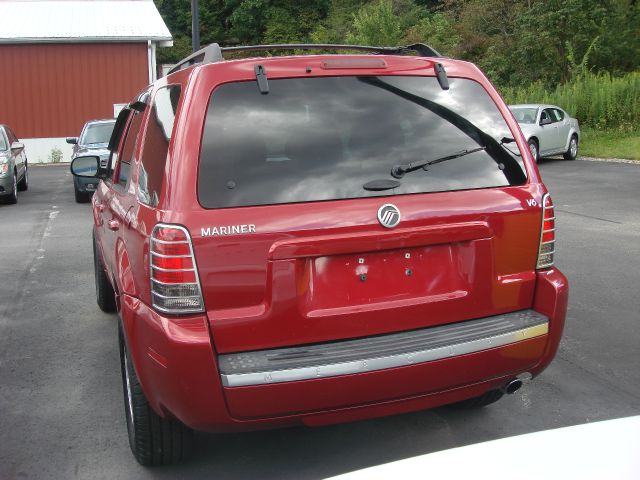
top-left (107, 108), bottom-right (133, 181)
top-left (553, 109), bottom-right (564, 121)
top-left (540, 110), bottom-right (549, 121)
top-left (116, 112), bottom-right (144, 189)
top-left (6, 128), bottom-right (18, 144)
top-left (543, 108), bottom-right (561, 123)
top-left (138, 85), bottom-right (181, 207)
top-left (0, 128), bottom-right (7, 150)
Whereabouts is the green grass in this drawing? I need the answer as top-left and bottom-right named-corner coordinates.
top-left (580, 129), bottom-right (640, 160)
top-left (502, 72), bottom-right (640, 131)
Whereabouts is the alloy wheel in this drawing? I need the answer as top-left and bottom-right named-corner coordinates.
top-left (570, 138), bottom-right (578, 158)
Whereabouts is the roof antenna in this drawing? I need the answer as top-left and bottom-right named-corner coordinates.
top-left (434, 63), bottom-right (449, 90)
top-left (255, 64), bottom-right (269, 94)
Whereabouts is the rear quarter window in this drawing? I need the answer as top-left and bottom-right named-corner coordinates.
top-left (116, 113), bottom-right (144, 188)
top-left (198, 76), bottom-right (526, 209)
top-left (138, 85), bottom-right (181, 207)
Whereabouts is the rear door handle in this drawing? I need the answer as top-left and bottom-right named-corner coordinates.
top-left (108, 219), bottom-right (120, 231)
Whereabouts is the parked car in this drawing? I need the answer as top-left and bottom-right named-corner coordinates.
top-left (67, 119), bottom-right (115, 202)
top-left (328, 416), bottom-right (640, 480)
top-left (71, 43), bottom-right (568, 466)
top-left (0, 124), bottom-right (28, 204)
top-left (509, 104), bottom-right (580, 162)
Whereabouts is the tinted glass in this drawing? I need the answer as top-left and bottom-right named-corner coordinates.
top-left (117, 113), bottom-right (143, 188)
top-left (81, 122), bottom-right (116, 145)
top-left (138, 86), bottom-right (181, 206)
top-left (198, 76), bottom-right (526, 209)
top-left (510, 107), bottom-right (538, 124)
top-left (553, 109), bottom-right (564, 121)
top-left (0, 129), bottom-right (7, 150)
top-left (5, 128), bottom-right (17, 144)
top-left (542, 109), bottom-right (555, 122)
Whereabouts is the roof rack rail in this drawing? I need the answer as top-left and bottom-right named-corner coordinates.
top-left (167, 43), bottom-right (440, 75)
top-left (167, 43), bottom-right (224, 74)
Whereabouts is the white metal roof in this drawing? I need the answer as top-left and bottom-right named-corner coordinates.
top-left (0, 0), bottom-right (172, 44)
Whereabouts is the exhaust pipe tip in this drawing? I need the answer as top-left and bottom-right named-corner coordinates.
top-left (504, 378), bottom-right (523, 395)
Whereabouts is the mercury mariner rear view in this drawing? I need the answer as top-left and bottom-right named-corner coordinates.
top-left (70, 43), bottom-right (568, 466)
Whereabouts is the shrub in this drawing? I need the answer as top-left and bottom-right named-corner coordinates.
top-left (49, 147), bottom-right (63, 163)
top-left (501, 71), bottom-right (640, 131)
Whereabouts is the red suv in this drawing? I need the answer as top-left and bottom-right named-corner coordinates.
top-left (71, 43), bottom-right (568, 466)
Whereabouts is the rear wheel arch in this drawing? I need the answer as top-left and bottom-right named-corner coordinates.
top-left (118, 319), bottom-right (192, 466)
top-left (114, 237), bottom-right (138, 298)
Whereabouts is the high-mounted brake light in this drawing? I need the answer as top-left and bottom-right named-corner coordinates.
top-left (537, 193), bottom-right (555, 269)
top-left (150, 224), bottom-right (204, 314)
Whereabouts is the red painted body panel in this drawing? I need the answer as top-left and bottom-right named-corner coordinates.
top-left (0, 43), bottom-right (148, 138)
top-left (118, 267), bottom-right (566, 431)
top-left (95, 53), bottom-right (568, 433)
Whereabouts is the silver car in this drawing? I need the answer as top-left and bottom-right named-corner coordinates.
top-left (509, 104), bottom-right (580, 162)
top-left (0, 124), bottom-right (28, 204)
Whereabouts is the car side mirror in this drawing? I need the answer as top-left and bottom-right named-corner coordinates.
top-left (66, 137), bottom-right (78, 145)
top-left (10, 141), bottom-right (25, 153)
top-left (70, 155), bottom-right (100, 178)
top-left (540, 117), bottom-right (552, 126)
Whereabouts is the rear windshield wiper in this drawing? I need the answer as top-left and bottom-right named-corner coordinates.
top-left (391, 146), bottom-right (486, 179)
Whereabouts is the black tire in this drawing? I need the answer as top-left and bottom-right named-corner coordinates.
top-left (563, 134), bottom-right (579, 160)
top-left (17, 164), bottom-right (28, 191)
top-left (4, 171), bottom-right (18, 204)
top-left (93, 231), bottom-right (117, 313)
top-left (119, 325), bottom-right (192, 466)
top-left (75, 187), bottom-right (91, 203)
top-left (449, 389), bottom-right (504, 409)
top-left (527, 138), bottom-right (539, 163)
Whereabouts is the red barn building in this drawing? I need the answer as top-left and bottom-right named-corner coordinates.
top-left (0, 0), bottom-right (172, 162)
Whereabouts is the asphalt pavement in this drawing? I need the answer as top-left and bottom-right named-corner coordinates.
top-left (1, 160), bottom-right (639, 479)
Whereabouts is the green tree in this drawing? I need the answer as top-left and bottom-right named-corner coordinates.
top-left (404, 12), bottom-right (460, 56)
top-left (347, 0), bottom-right (401, 45)
top-left (515, 0), bottom-right (608, 84)
top-left (310, 0), bottom-right (367, 44)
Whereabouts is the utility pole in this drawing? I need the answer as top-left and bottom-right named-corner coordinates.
top-left (191, 0), bottom-right (200, 52)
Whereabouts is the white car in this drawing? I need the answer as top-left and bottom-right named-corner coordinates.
top-left (329, 416), bottom-right (640, 480)
top-left (509, 104), bottom-right (580, 162)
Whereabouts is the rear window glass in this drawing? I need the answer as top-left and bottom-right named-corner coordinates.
top-left (198, 76), bottom-right (526, 209)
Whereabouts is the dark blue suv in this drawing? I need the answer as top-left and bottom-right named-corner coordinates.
top-left (67, 119), bottom-right (115, 202)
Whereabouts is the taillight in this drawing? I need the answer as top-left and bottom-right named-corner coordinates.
top-left (537, 193), bottom-right (555, 269)
top-left (150, 224), bottom-right (204, 314)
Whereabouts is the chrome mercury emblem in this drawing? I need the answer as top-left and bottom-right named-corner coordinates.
top-left (377, 203), bottom-right (401, 228)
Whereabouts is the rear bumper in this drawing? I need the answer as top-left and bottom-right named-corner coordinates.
top-left (219, 310), bottom-right (548, 387)
top-left (120, 268), bottom-right (568, 432)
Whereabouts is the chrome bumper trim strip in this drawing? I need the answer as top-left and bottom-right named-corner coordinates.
top-left (219, 311), bottom-right (548, 387)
